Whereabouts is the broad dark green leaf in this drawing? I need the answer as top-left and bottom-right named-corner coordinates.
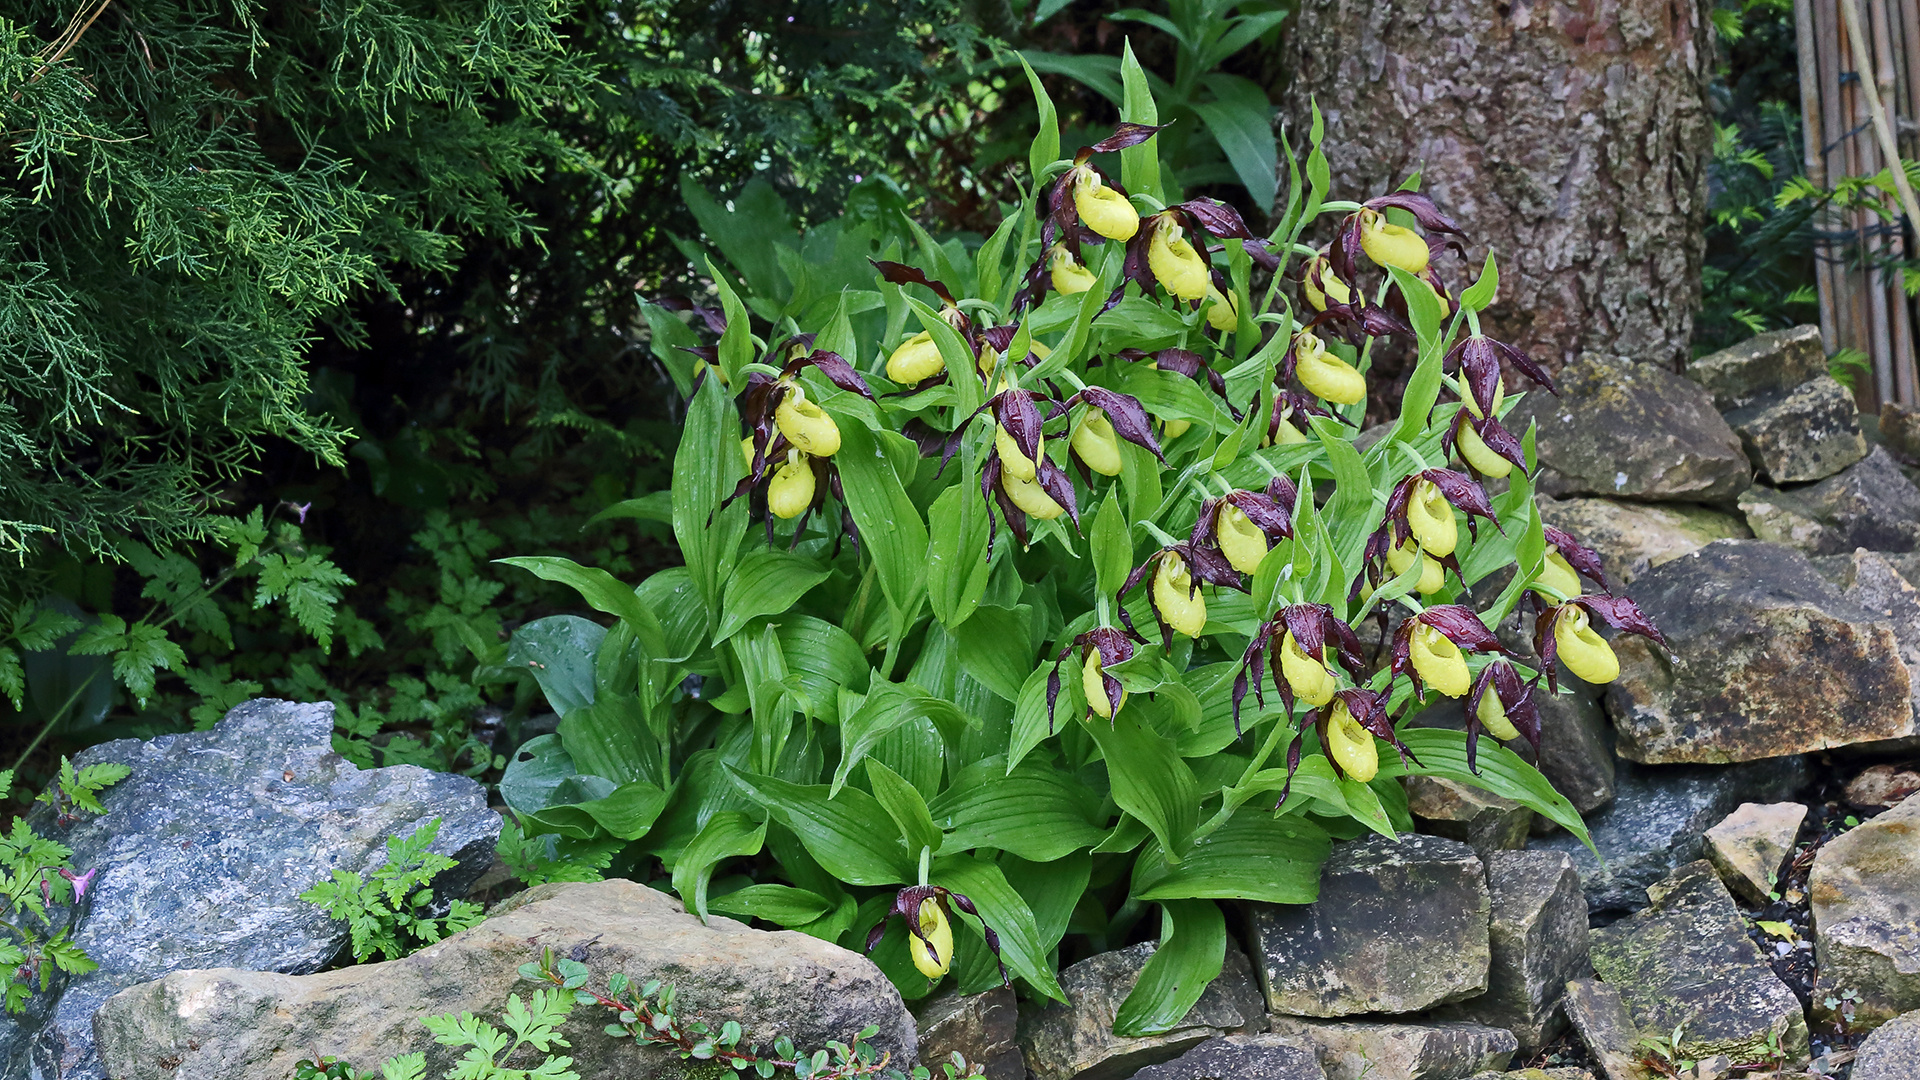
top-left (775, 615), bottom-right (869, 725)
top-left (953, 603), bottom-right (1035, 703)
top-left (672, 811), bottom-right (768, 924)
top-left (506, 615), bottom-right (604, 718)
top-left (726, 768), bottom-right (915, 885)
top-left (1001, 850), bottom-right (1091, 954)
top-left (866, 758), bottom-right (943, 857)
top-left (926, 481), bottom-right (992, 630)
top-left (1132, 809), bottom-right (1329, 905)
top-left (707, 883), bottom-right (834, 927)
top-left (1084, 709), bottom-right (1199, 860)
top-left (716, 549), bottom-right (832, 642)
top-left (673, 376), bottom-right (749, 631)
top-left (1118, 40), bottom-right (1161, 199)
top-left (1382, 728), bottom-right (1591, 844)
top-left (835, 421), bottom-right (929, 621)
top-left (1090, 491), bottom-right (1132, 598)
top-left (930, 757), bottom-right (1108, 862)
top-left (635, 567), bottom-right (708, 664)
top-left (499, 734), bottom-right (584, 816)
top-left (525, 779), bottom-right (668, 842)
top-left (1191, 73), bottom-right (1277, 207)
top-left (1112, 900), bottom-right (1226, 1037)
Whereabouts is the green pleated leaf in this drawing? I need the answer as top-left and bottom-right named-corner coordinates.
top-left (726, 767), bottom-right (915, 886)
top-left (865, 758), bottom-right (943, 857)
top-left (1132, 807), bottom-right (1330, 905)
top-left (953, 603), bottom-right (1035, 703)
top-left (1083, 709), bottom-right (1199, 860)
top-left (716, 549), bottom-right (832, 643)
top-left (1383, 727), bottom-right (1591, 844)
top-left (1112, 899), bottom-right (1225, 1037)
top-left (672, 811), bottom-right (768, 924)
top-left (707, 884), bottom-right (834, 927)
top-left (495, 557), bottom-right (664, 657)
top-left (930, 758), bottom-right (1108, 862)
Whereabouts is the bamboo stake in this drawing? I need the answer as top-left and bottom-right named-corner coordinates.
top-left (1841, 0), bottom-right (1920, 243)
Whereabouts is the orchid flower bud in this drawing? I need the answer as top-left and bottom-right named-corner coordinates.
top-left (1153, 552), bottom-right (1207, 638)
top-left (1408, 623), bottom-right (1470, 697)
top-left (1405, 479), bottom-right (1459, 557)
top-left (1303, 253), bottom-right (1352, 312)
top-left (1294, 333), bottom-right (1366, 406)
top-left (1204, 285), bottom-right (1238, 331)
top-left (774, 387), bottom-right (840, 457)
top-left (1072, 411), bottom-right (1124, 476)
top-left (1074, 171), bottom-right (1139, 241)
top-left (1386, 537), bottom-right (1445, 595)
top-left (1002, 470), bottom-right (1065, 520)
top-left (1216, 504), bottom-right (1270, 576)
top-left (1083, 649), bottom-right (1126, 719)
top-left (768, 450), bottom-right (814, 519)
top-left (887, 330), bottom-right (945, 384)
top-left (911, 897), bottom-right (954, 978)
top-left (1359, 208), bottom-right (1430, 274)
top-left (1475, 684), bottom-right (1522, 741)
top-left (1325, 698), bottom-right (1379, 782)
top-left (1280, 631), bottom-right (1336, 707)
top-left (1531, 547), bottom-right (1583, 602)
top-left (1050, 246), bottom-right (1098, 295)
top-left (1148, 217), bottom-right (1210, 301)
top-left (995, 425), bottom-right (1041, 482)
top-left (1554, 605), bottom-right (1619, 684)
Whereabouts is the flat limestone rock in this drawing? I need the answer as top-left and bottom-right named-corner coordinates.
top-left (1686, 325), bottom-right (1827, 410)
top-left (1703, 802), bottom-right (1806, 905)
top-left (1245, 834), bottom-right (1489, 1018)
top-left (1606, 540), bottom-right (1913, 763)
top-left (1537, 497), bottom-right (1751, 587)
top-left (1851, 1008), bottom-right (1920, 1080)
top-left (1826, 550), bottom-right (1920, 717)
top-left (1533, 755), bottom-right (1807, 915)
top-left (1432, 851), bottom-right (1591, 1052)
top-left (2, 699), bottom-right (498, 1080)
top-left (1739, 447), bottom-right (1920, 555)
top-left (1403, 776), bottom-right (1532, 858)
top-left (1723, 375), bottom-right (1869, 484)
top-left (1588, 861), bottom-right (1809, 1065)
top-left (1562, 977), bottom-right (1650, 1080)
top-left (1468, 1070), bottom-right (1597, 1080)
top-left (1128, 1035), bottom-right (1325, 1080)
top-left (92, 879), bottom-right (916, 1080)
top-left (1507, 354), bottom-right (1751, 504)
top-left (1810, 794), bottom-right (1920, 1030)
top-left (1266, 1016), bottom-right (1516, 1080)
top-left (1017, 942), bottom-right (1266, 1080)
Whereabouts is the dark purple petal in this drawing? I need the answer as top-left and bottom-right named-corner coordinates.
top-left (1421, 468), bottom-right (1502, 532)
top-left (1542, 525), bottom-right (1608, 590)
top-left (1464, 413), bottom-right (1531, 476)
top-left (1035, 456), bottom-right (1082, 529)
top-left (1224, 490), bottom-right (1292, 540)
top-left (799, 351), bottom-right (876, 400)
top-left (870, 259), bottom-right (957, 307)
top-left (1078, 386), bottom-right (1168, 465)
top-left (1361, 192), bottom-right (1465, 236)
top-left (1176, 197), bottom-right (1257, 240)
top-left (1575, 594), bottom-right (1668, 647)
top-left (994, 389), bottom-right (1046, 466)
top-left (1090, 122), bottom-right (1166, 152)
top-left (1492, 338), bottom-right (1557, 395)
top-left (1416, 604), bottom-right (1514, 657)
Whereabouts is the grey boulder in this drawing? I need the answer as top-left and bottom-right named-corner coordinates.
top-left (1723, 375), bottom-right (1868, 484)
top-left (1403, 776), bottom-right (1532, 858)
top-left (1561, 977), bottom-right (1647, 1080)
top-left (1246, 834), bottom-right (1489, 1018)
top-left (2, 698), bottom-right (497, 1080)
top-left (1852, 1008), bottom-right (1920, 1080)
top-left (1265, 1017), bottom-right (1516, 1080)
top-left (1536, 496), bottom-right (1751, 587)
top-left (1606, 540), bottom-right (1912, 763)
top-left (916, 987), bottom-right (1024, 1080)
top-left (1739, 446), bottom-right (1920, 555)
top-left (1507, 353), bottom-right (1750, 503)
top-left (1588, 861), bottom-right (1809, 1065)
top-left (1127, 1035), bottom-right (1325, 1080)
top-left (1410, 677), bottom-right (1616, 820)
top-left (1686, 324), bottom-right (1827, 411)
top-left (93, 878), bottom-right (915, 1080)
top-left (1431, 851), bottom-right (1591, 1052)
top-left (1016, 942), bottom-right (1266, 1080)
top-left (1533, 755), bottom-right (1807, 915)
top-left (1810, 793), bottom-right (1920, 1030)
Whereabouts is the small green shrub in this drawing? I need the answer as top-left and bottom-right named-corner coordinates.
top-left (0, 758), bottom-right (123, 1013)
top-left (301, 819), bottom-right (485, 964)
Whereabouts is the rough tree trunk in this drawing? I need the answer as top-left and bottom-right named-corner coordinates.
top-left (1281, 0), bottom-right (1716, 371)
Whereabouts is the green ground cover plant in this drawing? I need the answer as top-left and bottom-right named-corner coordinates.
top-left (492, 59), bottom-right (1660, 1018)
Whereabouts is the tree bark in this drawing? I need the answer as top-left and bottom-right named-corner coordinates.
top-left (1281, 0), bottom-right (1716, 371)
